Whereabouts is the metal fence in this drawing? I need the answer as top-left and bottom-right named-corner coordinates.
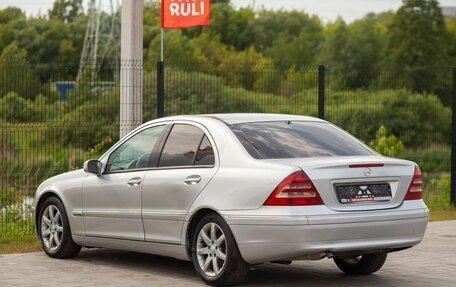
top-left (0, 59), bottom-right (454, 238)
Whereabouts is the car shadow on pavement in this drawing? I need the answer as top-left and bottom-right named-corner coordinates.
top-left (73, 248), bottom-right (404, 287)
top-left (75, 248), bottom-right (198, 277)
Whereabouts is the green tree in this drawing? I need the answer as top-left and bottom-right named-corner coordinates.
top-left (0, 8), bottom-right (26, 52)
top-left (147, 29), bottom-right (203, 63)
top-left (207, 4), bottom-right (255, 51)
top-left (265, 25), bottom-right (322, 69)
top-left (342, 14), bottom-right (388, 88)
top-left (318, 19), bottom-right (350, 65)
top-left (0, 7), bottom-right (24, 24)
top-left (387, 0), bottom-right (449, 94)
top-left (0, 42), bottom-right (41, 100)
top-left (248, 9), bottom-right (323, 53)
top-left (49, 0), bottom-right (83, 23)
top-left (447, 18), bottom-right (456, 64)
top-left (317, 14), bottom-right (389, 89)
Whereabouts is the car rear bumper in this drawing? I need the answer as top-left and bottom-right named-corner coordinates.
top-left (221, 200), bottom-right (429, 264)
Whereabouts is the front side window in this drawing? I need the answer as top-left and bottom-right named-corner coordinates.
top-left (107, 125), bottom-right (165, 172)
top-left (159, 124), bottom-right (206, 167)
top-left (230, 121), bottom-right (375, 159)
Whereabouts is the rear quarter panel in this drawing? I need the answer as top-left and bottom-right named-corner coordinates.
top-left (188, 165), bottom-right (297, 211)
top-left (186, 119), bottom-right (298, 212)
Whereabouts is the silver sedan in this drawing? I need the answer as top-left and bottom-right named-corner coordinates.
top-left (33, 114), bottom-right (429, 286)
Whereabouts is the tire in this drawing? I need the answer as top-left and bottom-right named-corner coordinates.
top-left (191, 213), bottom-right (249, 286)
top-left (334, 252), bottom-right (387, 275)
top-left (37, 196), bottom-right (81, 259)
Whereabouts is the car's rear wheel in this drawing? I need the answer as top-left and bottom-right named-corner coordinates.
top-left (38, 196), bottom-right (81, 258)
top-left (334, 252), bottom-right (387, 275)
top-left (192, 213), bottom-right (249, 286)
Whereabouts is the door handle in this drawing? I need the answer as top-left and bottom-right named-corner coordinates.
top-left (127, 177), bottom-right (142, 187)
top-left (184, 175), bottom-right (201, 185)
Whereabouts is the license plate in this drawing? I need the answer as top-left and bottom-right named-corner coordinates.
top-left (335, 183), bottom-right (392, 204)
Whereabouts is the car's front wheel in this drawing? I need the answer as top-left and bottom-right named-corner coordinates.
top-left (38, 196), bottom-right (81, 258)
top-left (192, 213), bottom-right (249, 286)
top-left (334, 252), bottom-right (387, 275)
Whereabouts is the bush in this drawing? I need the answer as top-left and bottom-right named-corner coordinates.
top-left (145, 68), bottom-right (265, 116)
top-left (0, 187), bottom-right (17, 209)
top-left (0, 198), bottom-right (34, 237)
top-left (328, 89), bottom-right (451, 147)
top-left (369, 125), bottom-right (404, 157)
top-left (144, 67), bottom-right (319, 118)
top-left (0, 129), bottom-right (16, 163)
top-left (0, 44), bottom-right (41, 100)
top-left (49, 92), bottom-right (119, 149)
top-left (87, 136), bottom-right (114, 158)
top-left (401, 145), bottom-right (450, 173)
top-left (0, 92), bottom-right (39, 122)
top-left (424, 175), bottom-right (451, 210)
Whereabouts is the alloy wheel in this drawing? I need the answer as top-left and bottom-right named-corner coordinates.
top-left (196, 222), bottom-right (227, 277)
top-left (41, 205), bottom-right (64, 251)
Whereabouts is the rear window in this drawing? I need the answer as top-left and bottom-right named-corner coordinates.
top-left (230, 121), bottom-right (375, 159)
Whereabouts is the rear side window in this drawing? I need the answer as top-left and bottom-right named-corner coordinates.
top-left (159, 124), bottom-right (205, 167)
top-left (195, 136), bottom-right (215, 166)
top-left (230, 121), bottom-right (374, 159)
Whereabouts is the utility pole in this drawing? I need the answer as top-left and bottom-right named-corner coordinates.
top-left (120, 0), bottom-right (143, 138)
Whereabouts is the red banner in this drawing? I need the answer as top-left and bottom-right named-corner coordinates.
top-left (162, 0), bottom-right (210, 29)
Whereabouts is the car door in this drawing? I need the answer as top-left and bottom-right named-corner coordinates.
top-left (82, 125), bottom-right (166, 240)
top-left (141, 123), bottom-right (218, 244)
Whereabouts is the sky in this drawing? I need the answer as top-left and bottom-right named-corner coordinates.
top-left (0, 0), bottom-right (455, 22)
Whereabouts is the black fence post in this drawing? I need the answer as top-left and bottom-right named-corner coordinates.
top-left (157, 61), bottom-right (165, 118)
top-left (318, 65), bottom-right (325, 120)
top-left (451, 67), bottom-right (456, 206)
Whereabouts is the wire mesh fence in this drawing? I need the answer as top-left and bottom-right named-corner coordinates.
top-left (0, 59), bottom-right (454, 238)
top-left (324, 65), bottom-right (453, 213)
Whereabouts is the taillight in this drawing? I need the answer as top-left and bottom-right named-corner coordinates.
top-left (404, 166), bottom-right (423, 200)
top-left (264, 171), bottom-right (323, 206)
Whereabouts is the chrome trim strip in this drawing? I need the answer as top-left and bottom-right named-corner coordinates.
top-left (83, 210), bottom-right (141, 219)
top-left (103, 165), bottom-right (215, 175)
top-left (142, 210), bottom-right (186, 221)
top-left (81, 209), bottom-right (187, 221)
top-left (72, 210), bottom-right (83, 217)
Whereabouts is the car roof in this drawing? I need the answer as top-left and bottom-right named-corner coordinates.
top-left (147, 113), bottom-right (326, 125)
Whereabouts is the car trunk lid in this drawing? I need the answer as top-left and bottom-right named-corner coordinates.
top-left (263, 156), bottom-right (415, 211)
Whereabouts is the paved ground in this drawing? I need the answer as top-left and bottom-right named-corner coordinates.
top-left (1, 221), bottom-right (455, 287)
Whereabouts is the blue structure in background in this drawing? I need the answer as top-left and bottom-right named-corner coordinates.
top-left (54, 82), bottom-right (76, 101)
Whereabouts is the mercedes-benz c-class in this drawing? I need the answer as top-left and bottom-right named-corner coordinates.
top-left (33, 114), bottom-right (429, 286)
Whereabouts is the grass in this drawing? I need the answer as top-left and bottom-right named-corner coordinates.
top-left (429, 209), bottom-right (456, 221)
top-left (0, 204), bottom-right (40, 254)
top-left (0, 234), bottom-right (41, 255)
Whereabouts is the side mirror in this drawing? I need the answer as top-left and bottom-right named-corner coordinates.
top-left (83, 160), bottom-right (102, 175)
